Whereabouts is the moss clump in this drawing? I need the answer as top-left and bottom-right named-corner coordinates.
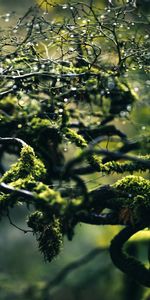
top-left (0, 96), bottom-right (17, 115)
top-left (114, 175), bottom-right (150, 200)
top-left (34, 182), bottom-right (66, 215)
top-left (1, 145), bottom-right (46, 185)
top-left (30, 117), bottom-right (52, 130)
top-left (114, 175), bottom-right (150, 224)
top-left (28, 211), bottom-right (63, 262)
top-left (0, 145), bottom-right (46, 215)
top-left (65, 128), bottom-right (87, 148)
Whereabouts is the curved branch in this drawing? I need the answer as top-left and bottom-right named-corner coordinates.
top-left (63, 148), bottom-right (150, 177)
top-left (110, 226), bottom-right (150, 287)
top-left (78, 212), bottom-right (123, 225)
top-left (0, 137), bottom-right (27, 148)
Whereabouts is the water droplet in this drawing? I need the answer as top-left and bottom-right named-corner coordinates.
top-left (100, 15), bottom-right (105, 20)
top-left (141, 126), bottom-right (146, 130)
top-left (62, 5), bottom-right (68, 9)
top-left (107, 78), bottom-right (115, 90)
top-left (41, 64), bottom-right (45, 69)
top-left (127, 105), bottom-right (132, 111)
top-left (64, 98), bottom-right (68, 103)
top-left (63, 148), bottom-right (68, 152)
top-left (120, 111), bottom-right (126, 117)
top-left (59, 108), bottom-right (63, 113)
top-left (33, 65), bottom-right (38, 71)
top-left (5, 18), bottom-right (9, 22)
top-left (34, 24), bottom-right (40, 29)
top-left (134, 87), bottom-right (139, 92)
top-left (122, 121), bottom-right (126, 125)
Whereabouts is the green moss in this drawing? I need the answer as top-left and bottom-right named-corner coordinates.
top-left (114, 175), bottom-right (150, 223)
top-left (1, 145), bottom-right (46, 184)
top-left (28, 212), bottom-right (63, 262)
top-left (95, 156), bottom-right (150, 174)
top-left (0, 145), bottom-right (47, 215)
top-left (0, 96), bottom-right (17, 114)
top-left (9, 177), bottom-right (37, 190)
top-left (65, 128), bottom-right (87, 148)
top-left (30, 117), bottom-right (52, 130)
top-left (114, 175), bottom-right (150, 198)
top-left (0, 144), bottom-right (67, 216)
top-left (34, 182), bottom-right (66, 215)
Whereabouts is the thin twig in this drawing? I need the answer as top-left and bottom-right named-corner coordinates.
top-left (7, 209), bottom-right (33, 234)
top-left (42, 246), bottom-right (106, 294)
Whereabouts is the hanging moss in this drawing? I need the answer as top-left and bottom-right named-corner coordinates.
top-left (28, 211), bottom-right (63, 262)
